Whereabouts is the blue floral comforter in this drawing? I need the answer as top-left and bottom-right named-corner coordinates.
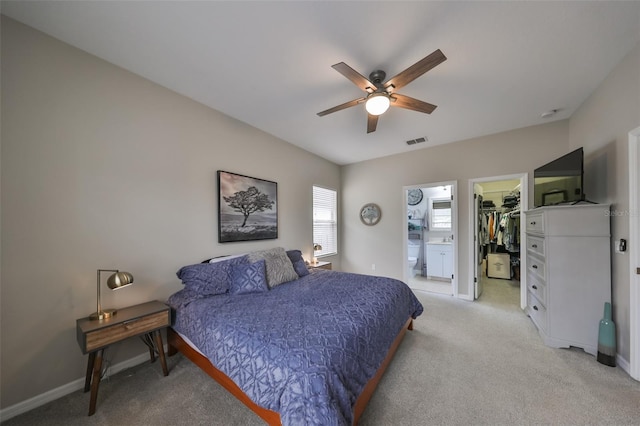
top-left (168, 269), bottom-right (423, 425)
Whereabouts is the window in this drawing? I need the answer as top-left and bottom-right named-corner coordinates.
top-left (313, 186), bottom-right (337, 257)
top-left (430, 198), bottom-right (452, 230)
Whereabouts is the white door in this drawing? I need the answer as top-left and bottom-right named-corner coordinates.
top-left (473, 183), bottom-right (484, 299)
top-left (629, 126), bottom-right (640, 381)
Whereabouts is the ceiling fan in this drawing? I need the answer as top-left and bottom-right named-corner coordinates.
top-left (317, 49), bottom-right (447, 134)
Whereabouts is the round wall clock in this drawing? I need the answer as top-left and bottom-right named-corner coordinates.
top-left (360, 203), bottom-right (382, 226)
top-left (407, 189), bottom-right (423, 206)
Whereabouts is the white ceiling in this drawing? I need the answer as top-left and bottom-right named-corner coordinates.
top-left (3, 1), bottom-right (639, 165)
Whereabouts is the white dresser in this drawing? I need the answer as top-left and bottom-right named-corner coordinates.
top-left (524, 204), bottom-right (611, 356)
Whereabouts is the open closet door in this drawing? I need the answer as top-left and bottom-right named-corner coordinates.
top-left (473, 184), bottom-right (484, 299)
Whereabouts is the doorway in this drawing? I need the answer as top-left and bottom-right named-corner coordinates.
top-left (403, 181), bottom-right (458, 296)
top-left (469, 174), bottom-right (528, 308)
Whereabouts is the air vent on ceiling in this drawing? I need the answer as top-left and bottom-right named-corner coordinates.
top-left (406, 136), bottom-right (427, 145)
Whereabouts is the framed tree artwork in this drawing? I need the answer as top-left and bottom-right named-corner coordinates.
top-left (217, 170), bottom-right (278, 243)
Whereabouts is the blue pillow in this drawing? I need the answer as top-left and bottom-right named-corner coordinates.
top-left (286, 249), bottom-right (310, 277)
top-left (230, 260), bottom-right (268, 295)
top-left (176, 255), bottom-right (249, 296)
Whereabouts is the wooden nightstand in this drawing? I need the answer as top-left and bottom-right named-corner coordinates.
top-left (76, 300), bottom-right (170, 416)
top-left (309, 261), bottom-right (332, 270)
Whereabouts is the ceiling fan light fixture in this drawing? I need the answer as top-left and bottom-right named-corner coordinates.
top-left (318, 49), bottom-right (446, 133)
top-left (365, 93), bottom-right (390, 116)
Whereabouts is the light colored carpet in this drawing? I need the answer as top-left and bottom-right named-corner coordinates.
top-left (3, 277), bottom-right (639, 425)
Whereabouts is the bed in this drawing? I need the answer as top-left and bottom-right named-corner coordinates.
top-left (166, 248), bottom-right (423, 425)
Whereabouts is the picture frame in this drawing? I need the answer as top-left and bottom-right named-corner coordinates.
top-left (217, 170), bottom-right (278, 243)
top-left (360, 203), bottom-right (382, 226)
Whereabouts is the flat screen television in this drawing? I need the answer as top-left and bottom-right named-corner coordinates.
top-left (534, 147), bottom-right (584, 207)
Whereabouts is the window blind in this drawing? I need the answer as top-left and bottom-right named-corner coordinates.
top-left (432, 200), bottom-right (452, 229)
top-left (313, 186), bottom-right (337, 257)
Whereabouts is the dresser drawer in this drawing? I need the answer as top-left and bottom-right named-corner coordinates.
top-left (527, 255), bottom-right (545, 279)
top-left (525, 213), bottom-right (544, 234)
top-left (84, 311), bottom-right (169, 353)
top-left (526, 235), bottom-right (545, 257)
top-left (528, 292), bottom-right (547, 332)
top-left (527, 271), bottom-right (546, 306)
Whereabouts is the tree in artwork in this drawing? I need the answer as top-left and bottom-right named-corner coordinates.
top-left (223, 186), bottom-right (274, 227)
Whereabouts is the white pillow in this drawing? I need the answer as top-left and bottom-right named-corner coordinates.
top-left (208, 253), bottom-right (246, 264)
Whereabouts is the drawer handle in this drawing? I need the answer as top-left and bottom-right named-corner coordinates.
top-left (532, 265), bottom-right (538, 269)
top-left (532, 285), bottom-right (538, 290)
top-left (122, 319), bottom-right (140, 329)
top-left (531, 244), bottom-right (538, 248)
top-left (530, 221), bottom-right (536, 225)
top-left (533, 305), bottom-right (538, 311)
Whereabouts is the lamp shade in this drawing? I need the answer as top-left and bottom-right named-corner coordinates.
top-left (365, 93), bottom-right (390, 116)
top-left (313, 243), bottom-right (322, 252)
top-left (90, 269), bottom-right (134, 320)
top-left (107, 271), bottom-right (134, 289)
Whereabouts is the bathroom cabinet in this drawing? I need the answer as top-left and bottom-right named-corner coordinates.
top-left (425, 243), bottom-right (453, 279)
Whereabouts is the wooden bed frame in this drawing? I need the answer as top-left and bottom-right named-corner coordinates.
top-left (167, 317), bottom-right (414, 425)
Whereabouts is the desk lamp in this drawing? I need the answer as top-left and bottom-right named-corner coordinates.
top-left (90, 269), bottom-right (134, 320)
top-left (313, 244), bottom-right (323, 265)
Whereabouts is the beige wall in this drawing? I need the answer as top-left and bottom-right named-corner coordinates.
top-left (0, 17), bottom-right (340, 408)
top-left (568, 42), bottom-right (640, 362)
top-left (340, 120), bottom-right (570, 289)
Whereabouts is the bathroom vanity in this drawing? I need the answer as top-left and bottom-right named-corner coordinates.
top-left (425, 242), bottom-right (453, 280)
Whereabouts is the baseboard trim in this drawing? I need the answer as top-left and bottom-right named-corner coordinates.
top-left (616, 353), bottom-right (630, 375)
top-left (0, 352), bottom-right (151, 422)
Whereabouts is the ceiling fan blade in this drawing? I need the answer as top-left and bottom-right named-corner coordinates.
top-left (391, 93), bottom-right (437, 114)
top-left (367, 114), bottom-right (379, 133)
top-left (384, 49), bottom-right (447, 92)
top-left (317, 97), bottom-right (366, 117)
top-left (332, 62), bottom-right (377, 93)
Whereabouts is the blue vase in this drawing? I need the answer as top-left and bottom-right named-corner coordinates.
top-left (597, 302), bottom-right (616, 367)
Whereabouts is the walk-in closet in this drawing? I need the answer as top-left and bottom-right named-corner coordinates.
top-left (475, 179), bottom-right (522, 301)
